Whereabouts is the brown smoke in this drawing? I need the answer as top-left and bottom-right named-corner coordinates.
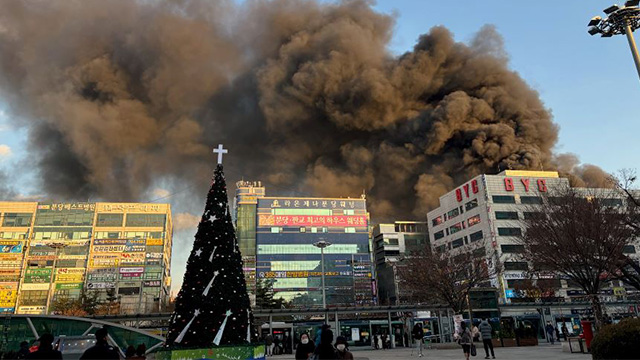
top-left (0, 0), bottom-right (608, 220)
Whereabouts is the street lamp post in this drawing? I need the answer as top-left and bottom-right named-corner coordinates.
top-left (588, 1), bottom-right (640, 82)
top-left (313, 240), bottom-right (332, 309)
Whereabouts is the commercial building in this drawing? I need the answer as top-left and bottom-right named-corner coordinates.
top-left (372, 221), bottom-right (428, 305)
top-left (234, 183), bottom-right (375, 307)
top-left (0, 201), bottom-right (172, 315)
top-left (426, 170), bottom-right (639, 304)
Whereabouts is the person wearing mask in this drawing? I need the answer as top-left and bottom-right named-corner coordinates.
top-left (412, 323), bottom-right (424, 357)
top-left (295, 333), bottom-right (315, 360)
top-left (265, 334), bottom-right (274, 357)
top-left (457, 322), bottom-right (472, 360)
top-left (478, 318), bottom-right (495, 359)
top-left (26, 334), bottom-right (62, 360)
top-left (545, 322), bottom-right (555, 345)
top-left (313, 328), bottom-right (338, 360)
top-left (80, 328), bottom-right (119, 359)
top-left (335, 336), bottom-right (354, 360)
top-left (17, 341), bottom-right (30, 359)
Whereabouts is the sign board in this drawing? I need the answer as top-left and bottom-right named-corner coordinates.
top-left (120, 267), bottom-right (144, 274)
top-left (143, 280), bottom-right (161, 287)
top-left (351, 328), bottom-right (360, 342)
top-left (55, 283), bottom-right (83, 290)
top-left (258, 215), bottom-right (366, 227)
top-left (21, 283), bottom-right (50, 290)
top-left (24, 268), bottom-right (52, 283)
top-left (87, 282), bottom-right (116, 289)
top-left (146, 239), bottom-right (163, 246)
top-left (258, 270), bottom-right (352, 279)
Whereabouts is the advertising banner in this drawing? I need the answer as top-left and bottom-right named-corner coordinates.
top-left (0, 307), bottom-right (14, 313)
top-left (121, 272), bottom-right (142, 278)
top-left (17, 306), bottom-right (45, 314)
top-left (55, 268), bottom-right (85, 283)
top-left (119, 267), bottom-right (144, 274)
top-left (0, 243), bottom-right (22, 253)
top-left (146, 239), bottom-right (163, 246)
top-left (21, 283), bottom-right (50, 290)
top-left (24, 268), bottom-right (52, 283)
top-left (145, 259), bottom-right (161, 266)
top-left (59, 254), bottom-right (87, 260)
top-left (145, 252), bottom-right (162, 259)
top-left (90, 254), bottom-right (119, 267)
top-left (258, 215), bottom-right (367, 227)
top-left (55, 283), bottom-right (83, 290)
top-left (94, 239), bottom-right (127, 246)
top-left (261, 198), bottom-right (363, 210)
top-left (87, 282), bottom-right (115, 289)
top-left (124, 245), bottom-right (146, 253)
top-left (126, 239), bottom-right (146, 245)
top-left (258, 270), bottom-right (352, 278)
top-left (120, 253), bottom-right (145, 264)
top-left (92, 245), bottom-right (125, 253)
top-left (143, 280), bottom-right (161, 287)
top-left (88, 268), bottom-right (117, 281)
top-left (0, 285), bottom-right (17, 308)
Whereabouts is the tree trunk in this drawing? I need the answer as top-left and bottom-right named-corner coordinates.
top-left (590, 294), bottom-right (604, 331)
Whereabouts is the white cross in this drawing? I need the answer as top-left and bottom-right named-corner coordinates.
top-left (213, 144), bottom-right (228, 164)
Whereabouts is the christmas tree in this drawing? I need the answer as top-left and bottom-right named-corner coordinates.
top-left (166, 160), bottom-right (254, 348)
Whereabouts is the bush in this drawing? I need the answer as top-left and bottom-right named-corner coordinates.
top-left (591, 318), bottom-right (640, 359)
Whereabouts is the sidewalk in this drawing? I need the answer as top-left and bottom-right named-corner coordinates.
top-left (269, 343), bottom-right (589, 360)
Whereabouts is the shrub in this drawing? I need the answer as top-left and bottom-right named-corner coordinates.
top-left (591, 318), bottom-right (640, 359)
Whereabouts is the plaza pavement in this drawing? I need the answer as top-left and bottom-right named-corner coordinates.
top-left (270, 342), bottom-right (590, 360)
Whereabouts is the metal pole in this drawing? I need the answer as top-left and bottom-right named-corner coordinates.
top-left (624, 21), bottom-right (640, 81)
top-left (321, 247), bottom-right (326, 309)
top-left (388, 310), bottom-right (394, 349)
top-left (269, 315), bottom-right (273, 336)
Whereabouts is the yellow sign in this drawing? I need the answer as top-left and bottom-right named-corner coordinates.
top-left (146, 239), bottom-right (163, 246)
top-left (0, 289), bottom-right (17, 308)
top-left (97, 203), bottom-right (166, 213)
top-left (55, 268), bottom-right (85, 283)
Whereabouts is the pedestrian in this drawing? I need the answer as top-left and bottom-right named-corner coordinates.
top-left (313, 328), bottom-right (338, 360)
top-left (545, 321), bottom-right (555, 345)
top-left (412, 323), bottom-right (424, 357)
top-left (381, 333), bottom-right (388, 350)
top-left (135, 344), bottom-right (146, 359)
top-left (17, 341), bottom-right (30, 359)
top-left (265, 334), bottom-right (274, 357)
top-left (335, 336), bottom-right (354, 360)
top-left (315, 324), bottom-right (330, 347)
top-left (373, 335), bottom-right (379, 350)
top-left (478, 318), bottom-right (495, 359)
top-left (26, 334), bottom-right (62, 360)
top-left (457, 321), bottom-right (472, 360)
top-left (283, 332), bottom-right (291, 354)
top-left (555, 327), bottom-right (561, 342)
top-left (295, 333), bottom-right (315, 360)
top-left (80, 328), bottom-right (119, 359)
top-left (125, 345), bottom-right (136, 358)
top-left (561, 324), bottom-right (569, 341)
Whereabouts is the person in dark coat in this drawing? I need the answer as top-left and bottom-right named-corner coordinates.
top-left (335, 336), bottom-right (354, 360)
top-left (412, 323), bottom-right (425, 357)
top-left (545, 322), bottom-right (555, 345)
top-left (313, 328), bottom-right (338, 360)
top-left (80, 328), bottom-right (119, 360)
top-left (295, 333), bottom-right (315, 360)
top-left (26, 334), bottom-right (62, 360)
top-left (479, 318), bottom-right (495, 359)
top-left (17, 341), bottom-right (30, 359)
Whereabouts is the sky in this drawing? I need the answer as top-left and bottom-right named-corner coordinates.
top-left (0, 0), bottom-right (638, 292)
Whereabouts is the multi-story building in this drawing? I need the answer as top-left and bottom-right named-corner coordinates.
top-left (426, 170), bottom-right (639, 304)
top-left (0, 201), bottom-right (172, 315)
top-left (372, 221), bottom-right (428, 305)
top-left (234, 184), bottom-right (375, 307)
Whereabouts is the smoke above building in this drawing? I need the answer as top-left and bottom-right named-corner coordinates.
top-left (0, 0), bottom-right (610, 220)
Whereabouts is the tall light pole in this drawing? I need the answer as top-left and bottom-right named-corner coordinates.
top-left (313, 240), bottom-right (332, 309)
top-left (588, 1), bottom-right (640, 82)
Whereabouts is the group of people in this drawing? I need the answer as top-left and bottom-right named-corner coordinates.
top-left (292, 324), bottom-right (353, 360)
top-left (455, 319), bottom-right (496, 360)
top-left (263, 333), bottom-right (291, 356)
top-left (3, 328), bottom-right (132, 359)
top-left (545, 321), bottom-right (570, 344)
top-left (370, 333), bottom-right (391, 350)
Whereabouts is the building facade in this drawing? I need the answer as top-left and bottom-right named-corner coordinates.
top-left (372, 221), bottom-right (428, 305)
top-left (426, 170), bottom-right (639, 304)
top-left (0, 201), bottom-right (172, 315)
top-left (234, 184), bottom-right (375, 307)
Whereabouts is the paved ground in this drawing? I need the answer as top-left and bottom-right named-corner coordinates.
top-left (270, 343), bottom-right (590, 360)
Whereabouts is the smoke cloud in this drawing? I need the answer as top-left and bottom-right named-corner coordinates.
top-left (0, 0), bottom-right (609, 220)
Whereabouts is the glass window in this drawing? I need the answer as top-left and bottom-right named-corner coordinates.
top-left (465, 199), bottom-right (478, 211)
top-left (447, 208), bottom-right (460, 219)
top-left (299, 227), bottom-right (306, 233)
top-left (495, 211), bottom-right (519, 220)
top-left (501, 244), bottom-right (525, 253)
top-left (257, 244), bottom-right (359, 255)
top-left (498, 227), bottom-right (522, 236)
top-left (469, 230), bottom-right (483, 242)
top-left (436, 245), bottom-right (446, 253)
top-left (473, 247), bottom-right (486, 258)
top-left (344, 227), bottom-right (356, 233)
top-left (602, 198), bottom-right (623, 207)
top-left (449, 223), bottom-right (463, 234)
top-left (343, 210), bottom-right (355, 215)
top-left (384, 238), bottom-right (399, 245)
top-left (520, 196), bottom-right (542, 204)
top-left (432, 216), bottom-right (443, 227)
top-left (125, 214), bottom-right (166, 227)
top-left (311, 227), bottom-right (318, 233)
top-left (118, 287), bottom-right (140, 296)
top-left (467, 215), bottom-right (481, 227)
top-left (2, 213), bottom-right (33, 227)
top-left (492, 196), bottom-right (515, 204)
top-left (623, 245), bottom-right (636, 254)
top-left (504, 261), bottom-right (528, 271)
top-left (270, 227), bottom-right (280, 233)
top-left (96, 214), bottom-right (124, 227)
top-left (433, 231), bottom-right (444, 240)
top-left (451, 238), bottom-right (464, 249)
top-left (507, 279), bottom-right (527, 288)
top-left (322, 227), bottom-right (328, 233)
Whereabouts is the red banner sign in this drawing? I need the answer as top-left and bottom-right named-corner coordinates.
top-left (259, 215), bottom-right (367, 227)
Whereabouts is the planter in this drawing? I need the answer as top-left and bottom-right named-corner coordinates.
top-left (501, 338), bottom-right (517, 347)
top-left (155, 344), bottom-right (265, 360)
top-left (491, 339), bottom-right (502, 348)
top-left (516, 337), bottom-right (539, 346)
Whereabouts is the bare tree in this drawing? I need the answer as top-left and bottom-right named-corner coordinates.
top-left (518, 187), bottom-right (636, 330)
top-left (397, 243), bottom-right (499, 314)
top-left (610, 169), bottom-right (640, 293)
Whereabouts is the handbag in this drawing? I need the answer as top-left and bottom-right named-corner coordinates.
top-left (470, 343), bottom-right (477, 357)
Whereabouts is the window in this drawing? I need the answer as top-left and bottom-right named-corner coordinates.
top-left (467, 215), bottom-right (481, 227)
top-left (384, 238), bottom-right (399, 245)
top-left (507, 279), bottom-right (527, 289)
top-left (495, 211), bottom-right (518, 220)
top-left (270, 227), bottom-right (281, 233)
top-left (465, 199), bottom-right (478, 211)
top-left (2, 213), bottom-right (32, 227)
top-left (20, 290), bottom-right (48, 305)
top-left (504, 262), bottom-right (528, 271)
top-left (520, 196), bottom-right (542, 204)
top-left (501, 244), bottom-right (525, 253)
top-left (498, 227), bottom-right (522, 236)
top-left (344, 227), bottom-right (356, 233)
top-left (343, 209), bottom-right (355, 215)
top-left (449, 223), bottom-right (463, 234)
top-left (311, 227), bottom-right (318, 233)
top-left (469, 230), bottom-right (483, 242)
top-left (492, 195), bottom-right (515, 204)
top-left (602, 198), bottom-right (623, 207)
top-left (447, 208), bottom-right (460, 219)
top-left (432, 216), bottom-right (443, 227)
top-left (322, 227), bottom-right (328, 233)
top-left (434, 231), bottom-right (444, 240)
top-left (436, 245), bottom-right (446, 253)
top-left (522, 212), bottom-right (541, 220)
top-left (623, 245), bottom-right (636, 254)
top-left (118, 287), bottom-right (140, 296)
top-left (473, 247), bottom-right (486, 258)
top-left (96, 214), bottom-right (124, 227)
top-left (299, 227), bottom-right (306, 233)
top-left (451, 238), bottom-right (464, 249)
top-left (125, 214), bottom-right (166, 227)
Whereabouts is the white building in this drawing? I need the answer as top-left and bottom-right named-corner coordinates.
top-left (426, 170), bottom-right (638, 304)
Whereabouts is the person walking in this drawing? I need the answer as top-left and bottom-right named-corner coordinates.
top-left (545, 322), bottom-right (555, 345)
top-left (295, 333), bottom-right (315, 360)
top-left (265, 334), bottom-right (274, 357)
top-left (26, 334), bottom-right (62, 360)
top-left (17, 341), bottom-right (30, 359)
top-left (381, 333), bottom-right (388, 350)
top-left (561, 324), bottom-right (569, 341)
top-left (412, 323), bottom-right (424, 357)
top-left (479, 318), bottom-right (495, 359)
top-left (335, 336), bottom-right (354, 360)
top-left (457, 322), bottom-right (472, 360)
top-left (313, 328), bottom-right (338, 360)
top-left (80, 328), bottom-right (119, 359)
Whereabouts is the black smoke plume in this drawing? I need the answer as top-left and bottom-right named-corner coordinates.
top-left (0, 0), bottom-right (609, 219)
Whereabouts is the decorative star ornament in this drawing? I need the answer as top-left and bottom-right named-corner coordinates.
top-left (218, 202), bottom-right (224, 208)
top-left (209, 214), bottom-right (217, 222)
top-left (195, 249), bottom-right (202, 257)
